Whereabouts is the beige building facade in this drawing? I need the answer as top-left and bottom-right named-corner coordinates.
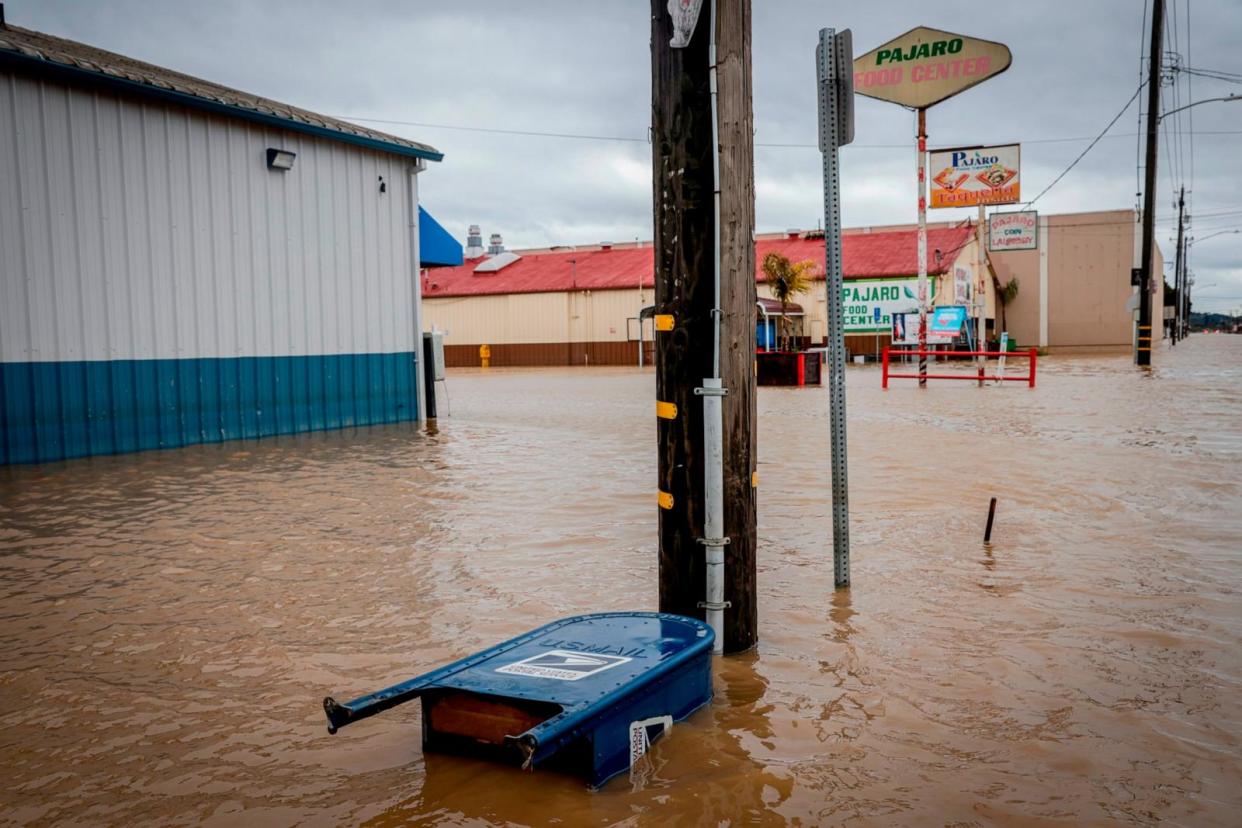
top-left (424, 209), bottom-right (1162, 366)
top-left (990, 210), bottom-right (1161, 352)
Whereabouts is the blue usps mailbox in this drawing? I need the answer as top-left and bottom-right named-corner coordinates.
top-left (324, 612), bottom-right (714, 787)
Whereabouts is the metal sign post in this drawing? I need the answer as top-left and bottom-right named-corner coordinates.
top-left (817, 27), bottom-right (853, 588)
top-left (852, 28), bottom-right (1012, 390)
top-left (916, 108), bottom-right (928, 387)
top-left (977, 203), bottom-right (987, 379)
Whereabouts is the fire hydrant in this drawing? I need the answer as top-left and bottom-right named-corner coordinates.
top-left (479, 344), bottom-right (491, 368)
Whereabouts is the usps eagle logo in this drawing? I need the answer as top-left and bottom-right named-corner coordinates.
top-left (495, 650), bottom-right (633, 681)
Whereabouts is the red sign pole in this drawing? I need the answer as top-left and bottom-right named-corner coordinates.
top-left (916, 107), bottom-right (928, 388)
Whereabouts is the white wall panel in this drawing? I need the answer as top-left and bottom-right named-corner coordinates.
top-left (0, 72), bottom-right (417, 363)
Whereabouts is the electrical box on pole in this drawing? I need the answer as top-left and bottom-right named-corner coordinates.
top-left (817, 27), bottom-right (854, 588)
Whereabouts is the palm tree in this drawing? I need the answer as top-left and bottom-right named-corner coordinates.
top-left (762, 252), bottom-right (816, 351)
top-left (991, 276), bottom-right (1019, 336)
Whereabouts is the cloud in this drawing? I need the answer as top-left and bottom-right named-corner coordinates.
top-left (12, 0), bottom-right (1242, 310)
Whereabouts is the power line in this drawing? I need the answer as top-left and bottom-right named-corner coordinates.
top-left (1178, 66), bottom-right (1242, 83)
top-left (1165, 0), bottom-right (1184, 195)
top-left (332, 118), bottom-right (650, 143)
top-left (1187, 0), bottom-right (1195, 196)
top-left (333, 114), bottom-right (1242, 150)
top-left (1180, 207), bottom-right (1242, 220)
top-left (1021, 83), bottom-right (1145, 210)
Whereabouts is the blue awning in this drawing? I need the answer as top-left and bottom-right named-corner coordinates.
top-left (419, 207), bottom-right (463, 268)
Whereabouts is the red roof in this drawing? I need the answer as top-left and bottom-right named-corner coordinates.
top-left (423, 225), bottom-right (974, 298)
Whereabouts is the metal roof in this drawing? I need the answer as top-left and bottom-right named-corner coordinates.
top-left (423, 225), bottom-right (976, 298)
top-left (0, 22), bottom-right (442, 162)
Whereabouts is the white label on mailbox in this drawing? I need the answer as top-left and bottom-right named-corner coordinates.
top-left (629, 715), bottom-right (673, 767)
top-left (494, 649), bottom-right (632, 681)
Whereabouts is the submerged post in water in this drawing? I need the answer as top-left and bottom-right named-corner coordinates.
top-left (818, 27), bottom-right (854, 588)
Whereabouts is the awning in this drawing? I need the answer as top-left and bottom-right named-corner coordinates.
top-left (419, 207), bottom-right (463, 268)
top-left (757, 297), bottom-right (804, 317)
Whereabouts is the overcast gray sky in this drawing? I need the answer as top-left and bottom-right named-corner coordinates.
top-left (12, 0), bottom-right (1242, 312)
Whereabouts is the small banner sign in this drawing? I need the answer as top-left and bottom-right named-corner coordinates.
top-left (891, 312), bottom-right (954, 346)
top-left (928, 305), bottom-right (969, 335)
top-left (988, 211), bottom-right (1038, 251)
top-left (852, 26), bottom-right (1011, 109)
top-left (929, 144), bottom-right (1021, 208)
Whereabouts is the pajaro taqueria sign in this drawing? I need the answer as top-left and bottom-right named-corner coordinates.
top-left (928, 144), bottom-right (1021, 208)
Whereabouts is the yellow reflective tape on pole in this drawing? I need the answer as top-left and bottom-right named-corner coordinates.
top-left (654, 314), bottom-right (675, 331)
top-left (656, 401), bottom-right (677, 419)
top-left (751, 471), bottom-right (758, 488)
top-left (657, 490), bottom-right (674, 510)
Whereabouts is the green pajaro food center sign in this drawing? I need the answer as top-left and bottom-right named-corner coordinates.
top-left (852, 26), bottom-right (1012, 109)
top-left (841, 277), bottom-right (937, 333)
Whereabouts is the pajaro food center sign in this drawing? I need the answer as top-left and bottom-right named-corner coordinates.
top-left (852, 27), bottom-right (1012, 109)
top-left (842, 277), bottom-right (936, 333)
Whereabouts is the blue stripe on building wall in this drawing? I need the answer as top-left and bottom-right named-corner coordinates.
top-left (0, 353), bottom-right (418, 465)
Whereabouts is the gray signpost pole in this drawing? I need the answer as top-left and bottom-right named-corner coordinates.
top-left (818, 28), bottom-right (853, 588)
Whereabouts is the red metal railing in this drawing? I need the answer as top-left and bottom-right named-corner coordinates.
top-left (881, 347), bottom-right (1037, 388)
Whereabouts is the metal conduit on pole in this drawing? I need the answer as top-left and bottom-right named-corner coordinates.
top-left (698, 0), bottom-right (728, 652)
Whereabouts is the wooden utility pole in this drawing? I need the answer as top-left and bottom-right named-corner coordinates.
top-left (651, 0), bottom-right (757, 653)
top-left (1172, 187), bottom-right (1185, 344)
top-left (1136, 0), bottom-right (1164, 365)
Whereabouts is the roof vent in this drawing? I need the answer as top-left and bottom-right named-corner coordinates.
top-left (474, 251), bottom-right (521, 274)
top-left (487, 233), bottom-right (505, 256)
top-left (465, 224), bottom-right (484, 258)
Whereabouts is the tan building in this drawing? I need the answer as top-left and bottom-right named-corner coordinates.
top-left (423, 209), bottom-right (1161, 366)
top-left (990, 209), bottom-right (1162, 352)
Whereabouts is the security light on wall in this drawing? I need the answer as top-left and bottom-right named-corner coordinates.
top-left (266, 148), bottom-right (296, 171)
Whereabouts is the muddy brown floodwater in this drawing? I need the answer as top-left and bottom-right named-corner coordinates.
top-left (2, 335), bottom-right (1241, 826)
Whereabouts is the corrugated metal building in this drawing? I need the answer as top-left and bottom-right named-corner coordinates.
top-left (0, 16), bottom-right (459, 464)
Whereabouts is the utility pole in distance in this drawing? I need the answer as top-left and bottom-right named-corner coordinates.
top-left (1172, 187), bottom-right (1184, 344)
top-left (1136, 0), bottom-right (1164, 366)
top-left (651, 0), bottom-right (757, 653)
